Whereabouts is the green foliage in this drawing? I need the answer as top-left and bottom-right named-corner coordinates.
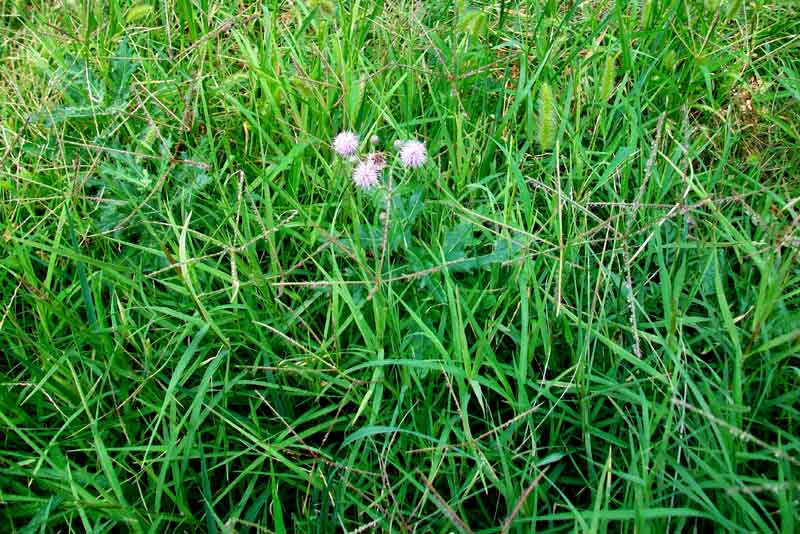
top-left (641, 0), bottom-right (654, 28)
top-left (457, 9), bottom-right (489, 40)
top-left (1, 1), bottom-right (800, 532)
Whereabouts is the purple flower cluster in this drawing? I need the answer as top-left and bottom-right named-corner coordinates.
top-left (332, 130), bottom-right (428, 190)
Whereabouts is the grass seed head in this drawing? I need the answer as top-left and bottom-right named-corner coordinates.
top-left (537, 82), bottom-right (557, 150)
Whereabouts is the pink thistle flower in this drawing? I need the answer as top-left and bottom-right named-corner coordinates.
top-left (333, 131), bottom-right (359, 156)
top-left (366, 152), bottom-right (386, 171)
top-left (399, 139), bottom-right (427, 168)
top-left (352, 160), bottom-right (380, 189)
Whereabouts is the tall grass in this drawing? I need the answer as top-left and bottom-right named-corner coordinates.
top-left (1, 0), bottom-right (799, 532)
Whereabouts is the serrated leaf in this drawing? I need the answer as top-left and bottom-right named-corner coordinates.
top-left (110, 37), bottom-right (137, 103)
top-left (55, 54), bottom-right (106, 105)
top-left (443, 222), bottom-right (477, 261)
top-left (357, 223), bottom-right (383, 251)
top-left (473, 237), bottom-right (523, 269)
top-left (394, 189), bottom-right (424, 226)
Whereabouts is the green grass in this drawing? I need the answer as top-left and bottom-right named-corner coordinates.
top-left (1, 0), bottom-right (799, 531)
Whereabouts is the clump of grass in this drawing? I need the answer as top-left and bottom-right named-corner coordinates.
top-left (641, 0), bottom-right (654, 28)
top-left (1, 1), bottom-right (799, 533)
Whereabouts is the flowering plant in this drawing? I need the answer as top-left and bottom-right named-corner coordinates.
top-left (331, 130), bottom-right (428, 190)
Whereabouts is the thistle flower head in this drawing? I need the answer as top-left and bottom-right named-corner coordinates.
top-left (333, 131), bottom-right (359, 156)
top-left (366, 152), bottom-right (386, 171)
top-left (352, 160), bottom-right (380, 189)
top-left (399, 139), bottom-right (427, 168)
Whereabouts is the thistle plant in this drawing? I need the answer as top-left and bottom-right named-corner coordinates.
top-left (331, 130), bottom-right (428, 190)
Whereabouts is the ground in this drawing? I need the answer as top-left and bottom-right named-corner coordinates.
top-left (1, 0), bottom-right (799, 532)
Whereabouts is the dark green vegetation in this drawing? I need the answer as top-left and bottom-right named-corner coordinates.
top-left (1, 0), bottom-right (799, 531)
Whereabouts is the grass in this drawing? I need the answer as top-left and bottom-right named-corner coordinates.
top-left (1, 0), bottom-right (799, 531)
